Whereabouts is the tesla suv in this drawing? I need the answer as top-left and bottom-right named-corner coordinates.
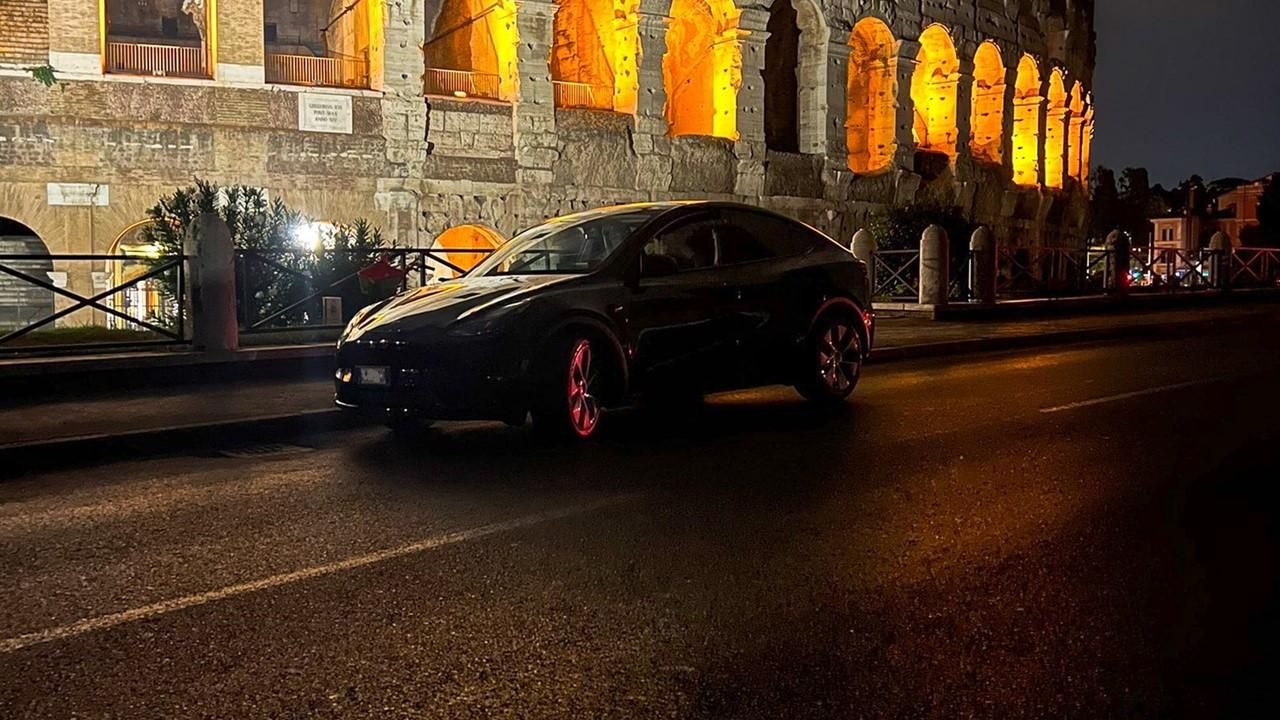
top-left (335, 202), bottom-right (874, 438)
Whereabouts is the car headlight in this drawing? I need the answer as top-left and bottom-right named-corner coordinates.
top-left (446, 298), bottom-right (531, 337)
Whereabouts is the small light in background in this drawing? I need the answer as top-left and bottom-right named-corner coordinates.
top-left (292, 222), bottom-right (335, 253)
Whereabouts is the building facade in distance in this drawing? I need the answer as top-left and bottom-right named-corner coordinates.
top-left (1, 0), bottom-right (1097, 297)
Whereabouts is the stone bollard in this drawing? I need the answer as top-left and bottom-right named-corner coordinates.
top-left (1105, 230), bottom-right (1131, 297)
top-left (184, 212), bottom-right (239, 352)
top-left (1208, 231), bottom-right (1232, 290)
top-left (968, 226), bottom-right (997, 305)
top-left (919, 224), bottom-right (950, 306)
top-left (851, 229), bottom-right (877, 300)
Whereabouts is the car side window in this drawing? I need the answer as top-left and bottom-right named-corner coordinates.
top-left (719, 210), bottom-right (818, 264)
top-left (642, 216), bottom-right (718, 274)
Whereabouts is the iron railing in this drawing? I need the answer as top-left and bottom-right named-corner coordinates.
top-left (423, 68), bottom-right (503, 100)
top-left (871, 249), bottom-right (922, 302)
top-left (1229, 248), bottom-right (1280, 289)
top-left (552, 80), bottom-right (607, 110)
top-left (1129, 248), bottom-right (1210, 292)
top-left (265, 51), bottom-right (369, 89)
top-left (105, 41), bottom-right (209, 79)
top-left (234, 247), bottom-right (494, 332)
top-left (0, 254), bottom-right (186, 354)
top-left (997, 246), bottom-right (1112, 297)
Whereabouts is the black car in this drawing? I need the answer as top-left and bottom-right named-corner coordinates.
top-left (335, 202), bottom-right (874, 439)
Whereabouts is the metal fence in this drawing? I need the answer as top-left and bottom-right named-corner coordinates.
top-left (998, 247), bottom-right (1112, 298)
top-left (0, 254), bottom-right (186, 354)
top-left (235, 246), bottom-right (494, 333)
top-left (1229, 248), bottom-right (1280, 288)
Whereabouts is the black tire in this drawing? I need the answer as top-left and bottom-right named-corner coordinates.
top-left (530, 332), bottom-right (607, 439)
top-left (796, 310), bottom-right (864, 406)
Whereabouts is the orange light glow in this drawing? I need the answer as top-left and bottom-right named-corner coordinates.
top-left (970, 41), bottom-right (1005, 165)
top-left (1081, 99), bottom-right (1095, 186)
top-left (910, 24), bottom-right (959, 159)
top-left (1043, 69), bottom-right (1068, 189)
top-left (552, 0), bottom-right (638, 113)
top-left (436, 224), bottom-right (505, 277)
top-left (1012, 54), bottom-right (1042, 187)
top-left (1067, 82), bottom-right (1086, 182)
top-left (846, 18), bottom-right (896, 173)
top-left (424, 0), bottom-right (519, 101)
top-left (663, 0), bottom-right (742, 139)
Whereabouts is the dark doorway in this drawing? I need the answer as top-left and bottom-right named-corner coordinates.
top-left (764, 0), bottom-right (800, 153)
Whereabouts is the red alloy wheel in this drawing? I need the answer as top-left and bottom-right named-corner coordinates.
top-left (566, 339), bottom-right (601, 437)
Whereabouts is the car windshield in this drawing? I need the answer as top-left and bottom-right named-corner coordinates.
top-left (469, 209), bottom-right (662, 276)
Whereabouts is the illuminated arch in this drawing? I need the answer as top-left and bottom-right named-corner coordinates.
top-left (1043, 68), bottom-right (1068, 189)
top-left (1081, 98), bottom-right (1095, 186)
top-left (910, 24), bottom-right (960, 159)
top-left (1012, 54), bottom-right (1042, 187)
top-left (1067, 82), bottom-right (1086, 182)
top-left (436, 224), bottom-right (505, 277)
top-left (846, 18), bottom-right (896, 173)
top-left (663, 0), bottom-right (742, 139)
top-left (551, 0), bottom-right (639, 112)
top-left (969, 41), bottom-right (1005, 164)
top-left (423, 0), bottom-right (519, 101)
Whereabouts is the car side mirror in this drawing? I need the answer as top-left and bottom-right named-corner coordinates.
top-left (640, 254), bottom-right (679, 280)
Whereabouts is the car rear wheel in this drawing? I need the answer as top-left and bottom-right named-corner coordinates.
top-left (532, 334), bottom-right (605, 439)
top-left (797, 311), bottom-right (863, 405)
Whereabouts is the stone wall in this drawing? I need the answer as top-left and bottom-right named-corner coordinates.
top-left (0, 0), bottom-right (49, 67)
top-left (0, 0), bottom-right (1097, 278)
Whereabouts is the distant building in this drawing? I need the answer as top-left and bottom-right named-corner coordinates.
top-left (1146, 174), bottom-right (1274, 249)
top-left (1215, 175), bottom-right (1274, 246)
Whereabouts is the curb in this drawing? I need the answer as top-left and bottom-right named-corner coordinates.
top-left (1, 408), bottom-right (374, 479)
top-left (2, 308), bottom-right (1272, 475)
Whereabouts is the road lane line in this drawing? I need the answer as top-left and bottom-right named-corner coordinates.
top-left (0, 493), bottom-right (639, 655)
top-left (1039, 378), bottom-right (1222, 414)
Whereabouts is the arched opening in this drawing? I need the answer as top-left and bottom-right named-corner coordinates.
top-left (910, 24), bottom-right (960, 160)
top-left (102, 0), bottom-right (213, 79)
top-left (436, 224), bottom-right (505, 277)
top-left (1067, 82), bottom-right (1086, 183)
top-left (0, 217), bottom-right (54, 333)
top-left (105, 220), bottom-right (170, 328)
top-left (663, 0), bottom-right (742, 139)
top-left (551, 0), bottom-right (638, 112)
top-left (970, 41), bottom-right (1005, 165)
top-left (1081, 99), bottom-right (1095, 186)
top-left (763, 0), bottom-right (801, 152)
top-left (263, 0), bottom-right (382, 89)
top-left (1044, 69), bottom-right (1068, 189)
top-left (846, 17), bottom-right (896, 173)
top-left (1012, 54), bottom-right (1042, 187)
top-left (423, 0), bottom-right (519, 101)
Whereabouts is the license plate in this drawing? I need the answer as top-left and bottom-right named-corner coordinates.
top-left (357, 366), bottom-right (390, 387)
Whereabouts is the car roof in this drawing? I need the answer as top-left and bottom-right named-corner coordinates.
top-left (543, 200), bottom-right (798, 226)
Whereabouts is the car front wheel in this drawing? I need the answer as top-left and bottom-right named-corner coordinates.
top-left (797, 311), bottom-right (863, 405)
top-left (532, 334), bottom-right (605, 439)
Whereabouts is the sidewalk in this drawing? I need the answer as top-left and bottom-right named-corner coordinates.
top-left (1, 301), bottom-right (1276, 461)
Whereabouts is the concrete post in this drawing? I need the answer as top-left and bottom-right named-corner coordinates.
top-left (851, 229), bottom-right (878, 301)
top-left (969, 226), bottom-right (997, 304)
top-left (919, 225), bottom-right (950, 306)
top-left (1209, 231), bottom-right (1232, 290)
top-left (1105, 230), bottom-right (1131, 297)
top-left (184, 213), bottom-right (239, 352)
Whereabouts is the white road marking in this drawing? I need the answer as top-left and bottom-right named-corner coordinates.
top-left (0, 494), bottom-right (639, 655)
top-left (1039, 378), bottom-right (1221, 414)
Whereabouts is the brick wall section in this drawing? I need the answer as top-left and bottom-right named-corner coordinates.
top-left (45, 0), bottom-right (96, 56)
top-left (0, 0), bottom-right (49, 66)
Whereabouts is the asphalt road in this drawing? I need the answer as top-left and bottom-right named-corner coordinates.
top-left (3, 316), bottom-right (1279, 718)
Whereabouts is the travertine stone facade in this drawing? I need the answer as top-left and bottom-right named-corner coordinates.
top-left (0, 0), bottom-right (1097, 298)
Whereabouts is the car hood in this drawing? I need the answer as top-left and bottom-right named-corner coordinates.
top-left (343, 274), bottom-right (575, 341)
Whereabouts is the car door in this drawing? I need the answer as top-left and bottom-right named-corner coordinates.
top-left (715, 210), bottom-right (817, 383)
top-left (620, 212), bottom-right (727, 392)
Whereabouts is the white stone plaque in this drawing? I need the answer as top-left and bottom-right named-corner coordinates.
top-left (298, 93), bottom-right (353, 134)
top-left (47, 183), bottom-right (109, 207)
top-left (92, 271), bottom-right (111, 290)
top-left (46, 271), bottom-right (68, 288)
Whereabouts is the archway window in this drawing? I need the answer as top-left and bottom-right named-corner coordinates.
top-left (102, 0), bottom-right (212, 79)
top-left (0, 217), bottom-right (54, 335)
top-left (1044, 68), bottom-right (1068, 189)
top-left (846, 17), bottom-right (896, 173)
top-left (910, 24), bottom-right (959, 159)
top-left (551, 0), bottom-right (638, 112)
top-left (1081, 100), bottom-right (1095, 186)
top-left (424, 0), bottom-right (519, 101)
top-left (263, 0), bottom-right (381, 89)
top-left (663, 0), bottom-right (742, 139)
top-left (763, 0), bottom-right (801, 151)
top-left (1067, 82), bottom-right (1086, 182)
top-left (1012, 54), bottom-right (1042, 187)
top-left (969, 41), bottom-right (1005, 164)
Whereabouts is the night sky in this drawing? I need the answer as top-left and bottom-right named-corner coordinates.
top-left (1093, 0), bottom-right (1280, 186)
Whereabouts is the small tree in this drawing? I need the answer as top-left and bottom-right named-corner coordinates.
top-left (141, 180), bottom-right (386, 327)
top-left (868, 203), bottom-right (976, 299)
